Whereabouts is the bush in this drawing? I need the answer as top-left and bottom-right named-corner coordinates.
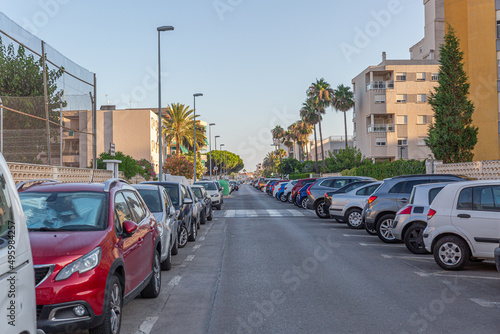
top-left (137, 159), bottom-right (156, 181)
top-left (289, 173), bottom-right (312, 180)
top-left (301, 161), bottom-right (316, 173)
top-left (341, 160), bottom-right (425, 180)
top-left (323, 147), bottom-right (370, 173)
top-left (278, 158), bottom-right (303, 175)
top-left (96, 151), bottom-right (141, 179)
top-left (164, 156), bottom-right (194, 179)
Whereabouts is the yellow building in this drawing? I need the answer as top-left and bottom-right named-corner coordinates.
top-left (444, 0), bottom-right (500, 160)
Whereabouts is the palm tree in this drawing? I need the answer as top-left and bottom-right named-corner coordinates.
top-left (283, 129), bottom-right (295, 159)
top-left (333, 84), bottom-right (355, 149)
top-left (290, 120), bottom-right (312, 161)
top-left (162, 103), bottom-right (207, 157)
top-left (307, 78), bottom-right (334, 163)
top-left (300, 101), bottom-right (320, 173)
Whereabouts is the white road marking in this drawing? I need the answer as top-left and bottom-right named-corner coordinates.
top-left (193, 244), bottom-right (201, 251)
top-left (224, 210), bottom-right (235, 217)
top-left (414, 271), bottom-right (500, 281)
top-left (359, 242), bottom-right (406, 247)
top-left (199, 237), bottom-right (205, 241)
top-left (267, 209), bottom-right (281, 216)
top-left (246, 210), bottom-right (257, 216)
top-left (382, 254), bottom-right (433, 260)
top-left (342, 234), bottom-right (374, 238)
top-left (470, 299), bottom-right (500, 307)
top-left (381, 254), bottom-right (392, 259)
top-left (136, 316), bottom-right (159, 334)
top-left (185, 255), bottom-right (195, 262)
top-left (168, 276), bottom-right (182, 286)
top-left (287, 209), bottom-right (304, 216)
top-left (415, 271), bottom-right (430, 277)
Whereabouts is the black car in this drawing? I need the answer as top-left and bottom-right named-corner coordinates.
top-left (190, 185), bottom-right (213, 224)
top-left (142, 181), bottom-right (197, 247)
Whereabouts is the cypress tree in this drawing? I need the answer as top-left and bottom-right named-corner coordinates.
top-left (426, 25), bottom-right (478, 163)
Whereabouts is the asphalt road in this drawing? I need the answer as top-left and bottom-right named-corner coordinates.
top-left (121, 185), bottom-right (500, 334)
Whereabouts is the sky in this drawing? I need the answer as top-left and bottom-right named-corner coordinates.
top-left (1, 0), bottom-right (425, 171)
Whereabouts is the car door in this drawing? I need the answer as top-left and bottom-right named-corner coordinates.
top-left (451, 185), bottom-right (500, 257)
top-left (397, 178), bottom-right (430, 209)
top-left (180, 185), bottom-right (193, 231)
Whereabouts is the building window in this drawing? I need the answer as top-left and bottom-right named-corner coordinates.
top-left (417, 94), bottom-right (427, 103)
top-left (398, 138), bottom-right (408, 146)
top-left (417, 115), bottom-right (428, 124)
top-left (416, 72), bottom-right (426, 81)
top-left (497, 20), bottom-right (500, 38)
top-left (375, 139), bottom-right (387, 146)
top-left (418, 137), bottom-right (427, 146)
top-left (419, 47), bottom-right (423, 54)
top-left (396, 94), bottom-right (407, 103)
top-left (374, 95), bottom-right (386, 104)
top-left (396, 72), bottom-right (407, 81)
top-left (431, 73), bottom-right (439, 81)
top-left (396, 115), bottom-right (407, 124)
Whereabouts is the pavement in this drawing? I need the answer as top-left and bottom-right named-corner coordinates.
top-left (119, 185), bottom-right (500, 334)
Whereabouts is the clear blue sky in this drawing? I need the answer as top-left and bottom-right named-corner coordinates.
top-left (2, 0), bottom-right (425, 171)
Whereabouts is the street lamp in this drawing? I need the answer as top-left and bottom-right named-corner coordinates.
top-left (0, 97), bottom-right (3, 154)
top-left (157, 25), bottom-right (174, 181)
top-left (209, 123), bottom-right (215, 180)
top-left (214, 136), bottom-right (220, 179)
top-left (220, 144), bottom-right (225, 179)
top-left (193, 93), bottom-right (203, 182)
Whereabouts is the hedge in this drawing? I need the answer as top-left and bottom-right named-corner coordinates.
top-left (289, 173), bottom-right (312, 180)
top-left (341, 160), bottom-right (426, 180)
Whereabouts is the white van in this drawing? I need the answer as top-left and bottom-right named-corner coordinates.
top-left (0, 154), bottom-right (38, 334)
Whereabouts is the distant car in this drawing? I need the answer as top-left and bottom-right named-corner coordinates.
top-left (423, 180), bottom-right (500, 270)
top-left (194, 180), bottom-right (223, 210)
top-left (133, 184), bottom-right (178, 269)
top-left (291, 178), bottom-right (318, 205)
top-left (328, 182), bottom-right (382, 229)
top-left (296, 183), bottom-right (314, 209)
top-left (282, 180), bottom-right (298, 202)
top-left (20, 178), bottom-right (161, 334)
top-left (392, 183), bottom-right (451, 254)
top-left (190, 185), bottom-right (213, 225)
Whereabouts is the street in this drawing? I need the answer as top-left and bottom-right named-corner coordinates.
top-left (122, 185), bottom-right (500, 334)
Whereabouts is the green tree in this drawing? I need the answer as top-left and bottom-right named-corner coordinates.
top-left (183, 152), bottom-right (206, 179)
top-left (307, 78), bottom-right (334, 163)
top-left (323, 147), bottom-right (369, 173)
top-left (300, 101), bottom-right (320, 173)
top-left (426, 26), bottom-right (478, 163)
top-left (333, 84), bottom-right (355, 149)
top-left (206, 150), bottom-right (244, 175)
top-left (96, 151), bottom-right (140, 179)
top-left (278, 157), bottom-right (303, 175)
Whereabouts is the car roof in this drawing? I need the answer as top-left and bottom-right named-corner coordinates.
top-left (190, 185), bottom-right (205, 189)
top-left (387, 174), bottom-right (463, 180)
top-left (19, 181), bottom-right (107, 193)
top-left (132, 184), bottom-right (161, 191)
top-left (412, 182), bottom-right (457, 190)
top-left (437, 179), bottom-right (500, 190)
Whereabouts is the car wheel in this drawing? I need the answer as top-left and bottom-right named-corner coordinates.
top-left (404, 223), bottom-right (429, 254)
top-left (171, 234), bottom-right (179, 255)
top-left (280, 193), bottom-right (287, 202)
top-left (433, 236), bottom-right (470, 271)
top-left (178, 225), bottom-right (188, 248)
top-left (201, 211), bottom-right (206, 225)
top-left (301, 198), bottom-right (308, 209)
top-left (315, 200), bottom-right (330, 219)
top-left (141, 249), bottom-right (161, 298)
top-left (376, 214), bottom-right (398, 243)
top-left (216, 204), bottom-right (222, 210)
top-left (335, 219), bottom-right (343, 223)
top-left (207, 208), bottom-right (213, 221)
top-left (288, 194), bottom-right (293, 203)
top-left (345, 209), bottom-right (363, 229)
top-left (365, 224), bottom-right (377, 235)
top-left (188, 221), bottom-right (197, 242)
top-left (89, 275), bottom-right (122, 334)
top-left (160, 245), bottom-right (172, 271)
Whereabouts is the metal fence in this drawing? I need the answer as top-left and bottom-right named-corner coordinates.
top-left (0, 11), bottom-right (96, 168)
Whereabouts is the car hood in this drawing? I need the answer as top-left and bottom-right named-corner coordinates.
top-left (29, 230), bottom-right (109, 260)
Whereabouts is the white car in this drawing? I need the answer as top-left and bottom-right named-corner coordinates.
top-left (195, 181), bottom-right (223, 210)
top-left (423, 180), bottom-right (500, 270)
top-left (281, 180), bottom-right (298, 202)
top-left (0, 154), bottom-right (38, 334)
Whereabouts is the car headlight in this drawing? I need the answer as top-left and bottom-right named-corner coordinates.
top-left (55, 247), bottom-right (102, 281)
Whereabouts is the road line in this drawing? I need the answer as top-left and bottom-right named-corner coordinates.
top-left (414, 271), bottom-right (500, 281)
top-left (224, 210), bottom-right (235, 217)
top-left (168, 276), bottom-right (182, 286)
top-left (136, 316), bottom-right (159, 334)
top-left (343, 234), bottom-right (374, 238)
top-left (288, 209), bottom-right (304, 216)
top-left (193, 244), bottom-right (201, 251)
top-left (246, 210), bottom-right (257, 216)
top-left (359, 242), bottom-right (405, 247)
top-left (199, 237), bottom-right (205, 241)
top-left (267, 209), bottom-right (281, 216)
top-left (470, 299), bottom-right (500, 307)
top-left (381, 254), bottom-right (392, 259)
top-left (382, 254), bottom-right (433, 260)
top-left (185, 255), bottom-right (195, 262)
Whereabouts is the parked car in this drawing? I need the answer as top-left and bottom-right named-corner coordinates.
top-left (19, 178), bottom-right (161, 333)
top-left (423, 180), bottom-right (500, 270)
top-left (296, 183), bottom-right (313, 209)
top-left (328, 182), bottom-right (382, 228)
top-left (194, 180), bottom-right (223, 210)
top-left (282, 180), bottom-right (298, 202)
top-left (291, 178), bottom-right (317, 205)
top-left (307, 176), bottom-right (374, 218)
top-left (364, 174), bottom-right (464, 243)
top-left (272, 180), bottom-right (288, 198)
top-left (495, 243), bottom-right (500, 272)
top-left (324, 180), bottom-right (378, 214)
top-left (0, 155), bottom-right (38, 334)
top-left (392, 183), bottom-right (451, 254)
top-left (190, 185), bottom-right (213, 225)
top-left (142, 181), bottom-right (197, 248)
top-left (133, 184), bottom-right (178, 269)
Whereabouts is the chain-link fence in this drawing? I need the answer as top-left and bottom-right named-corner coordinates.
top-left (0, 11), bottom-right (96, 167)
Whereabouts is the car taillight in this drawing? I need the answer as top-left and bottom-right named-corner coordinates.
top-left (427, 209), bottom-right (437, 220)
top-left (306, 184), bottom-right (313, 196)
top-left (398, 206), bottom-right (412, 215)
top-left (368, 196), bottom-right (377, 204)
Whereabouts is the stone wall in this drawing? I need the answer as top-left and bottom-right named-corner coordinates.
top-left (434, 160), bottom-right (500, 180)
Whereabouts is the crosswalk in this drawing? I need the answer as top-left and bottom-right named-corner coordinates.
top-left (215, 209), bottom-right (310, 218)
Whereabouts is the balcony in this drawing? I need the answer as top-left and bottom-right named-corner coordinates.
top-left (366, 81), bottom-right (394, 91)
top-left (367, 124), bottom-right (395, 133)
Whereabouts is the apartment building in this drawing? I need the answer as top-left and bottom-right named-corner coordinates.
top-left (308, 136), bottom-right (354, 161)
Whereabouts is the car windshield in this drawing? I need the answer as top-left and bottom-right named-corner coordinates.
top-left (19, 191), bottom-right (107, 231)
top-left (159, 185), bottom-right (179, 206)
top-left (196, 182), bottom-right (217, 191)
top-left (192, 188), bottom-right (203, 199)
top-left (137, 189), bottom-right (162, 213)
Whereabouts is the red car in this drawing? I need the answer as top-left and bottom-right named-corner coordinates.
top-left (291, 178), bottom-right (318, 205)
top-left (18, 178), bottom-right (162, 334)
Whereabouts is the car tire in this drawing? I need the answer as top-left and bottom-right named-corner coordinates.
top-left (171, 234), bottom-right (179, 255)
top-left (335, 219), bottom-right (343, 223)
top-left (200, 211), bottom-right (206, 225)
top-left (376, 214), bottom-right (398, 243)
top-left (188, 221), bottom-right (197, 242)
top-left (404, 223), bottom-right (429, 254)
top-left (89, 275), bottom-right (122, 334)
top-left (288, 194), bottom-right (294, 204)
top-left (178, 225), bottom-right (188, 248)
top-left (207, 208), bottom-right (213, 221)
top-left (345, 208), bottom-right (363, 229)
top-left (141, 250), bottom-right (161, 298)
top-left (365, 224), bottom-right (377, 235)
top-left (433, 236), bottom-right (470, 271)
top-left (301, 198), bottom-right (308, 209)
top-left (280, 193), bottom-right (287, 202)
top-left (216, 204), bottom-right (222, 210)
top-left (160, 245), bottom-right (172, 271)
top-left (315, 200), bottom-right (330, 219)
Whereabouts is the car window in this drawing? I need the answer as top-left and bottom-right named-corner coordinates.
top-left (365, 184), bottom-right (380, 195)
top-left (389, 182), bottom-right (404, 194)
top-left (428, 187), bottom-right (444, 204)
top-left (356, 187), bottom-right (368, 196)
top-left (473, 186), bottom-right (500, 211)
top-left (162, 189), bottom-right (171, 211)
top-left (114, 192), bottom-right (133, 233)
top-left (332, 179), bottom-right (349, 189)
top-left (192, 188), bottom-right (203, 199)
top-left (319, 179), bottom-right (332, 187)
top-left (137, 188), bottom-right (162, 213)
top-left (161, 184), bottom-right (179, 206)
top-left (0, 172), bottom-right (13, 249)
top-left (195, 182), bottom-right (217, 190)
top-left (402, 180), bottom-right (427, 194)
top-left (457, 188), bottom-right (473, 210)
top-left (123, 191), bottom-right (147, 222)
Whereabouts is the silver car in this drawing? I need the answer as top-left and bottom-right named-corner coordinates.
top-left (133, 184), bottom-right (178, 270)
top-left (392, 183), bottom-right (450, 254)
top-left (329, 182), bottom-right (382, 229)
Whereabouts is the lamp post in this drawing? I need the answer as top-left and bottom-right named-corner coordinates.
top-left (215, 136), bottom-right (220, 179)
top-left (0, 97), bottom-right (3, 154)
top-left (209, 123), bottom-right (215, 180)
top-left (220, 144), bottom-right (225, 179)
top-left (224, 149), bottom-right (227, 178)
top-left (193, 93), bottom-right (203, 182)
top-left (157, 25), bottom-right (174, 181)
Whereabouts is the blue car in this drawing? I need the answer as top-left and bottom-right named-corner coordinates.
top-left (276, 183), bottom-right (287, 200)
top-left (296, 183), bottom-right (313, 209)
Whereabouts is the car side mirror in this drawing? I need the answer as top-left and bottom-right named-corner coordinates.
top-left (123, 220), bottom-right (138, 236)
top-left (184, 198), bottom-right (193, 205)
